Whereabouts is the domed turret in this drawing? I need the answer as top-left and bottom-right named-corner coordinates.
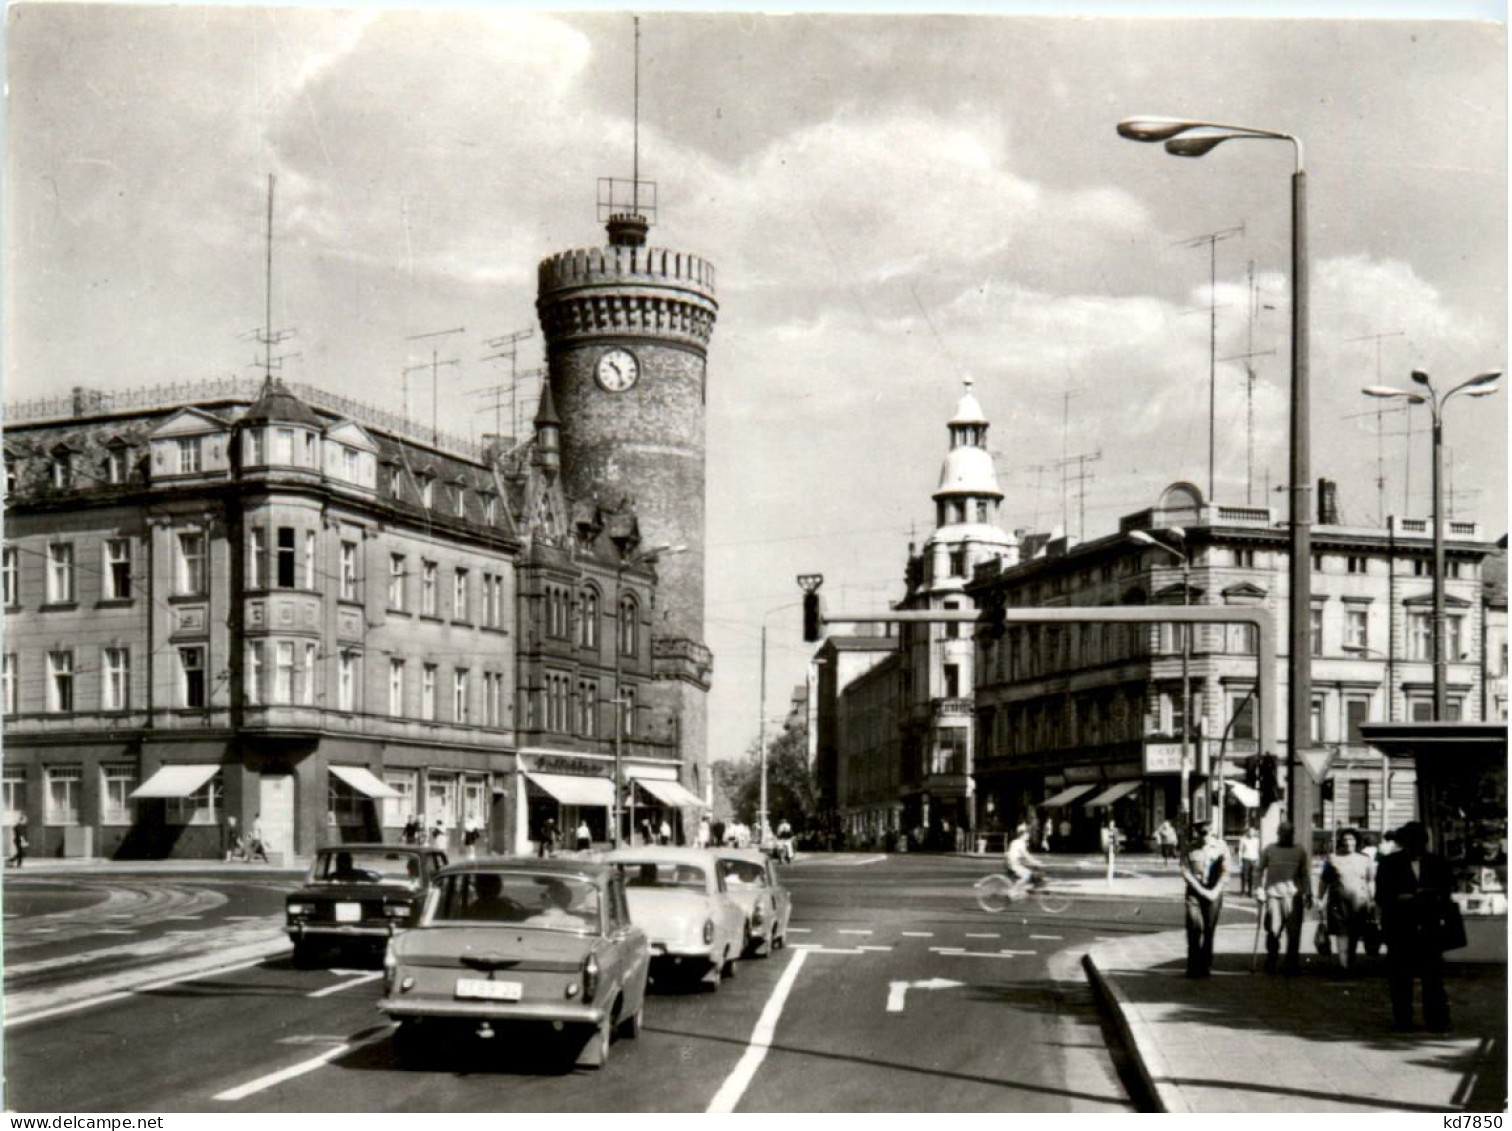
top-left (922, 379), bottom-right (1017, 588)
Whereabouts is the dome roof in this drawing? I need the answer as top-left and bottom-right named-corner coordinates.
top-left (923, 522), bottom-right (1018, 551)
top-left (241, 378), bottom-right (322, 428)
top-left (934, 445), bottom-right (1003, 499)
top-left (949, 379), bottom-right (988, 426)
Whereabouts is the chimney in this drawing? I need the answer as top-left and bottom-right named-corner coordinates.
top-left (1317, 477), bottom-right (1339, 525)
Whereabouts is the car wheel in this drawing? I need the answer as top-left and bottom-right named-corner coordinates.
top-left (291, 939), bottom-right (320, 969)
top-left (617, 1003), bottom-right (643, 1040)
top-left (722, 945), bottom-right (738, 980)
top-left (576, 1017), bottom-right (612, 1069)
top-left (702, 955), bottom-right (723, 991)
top-left (392, 1021), bottom-right (429, 1067)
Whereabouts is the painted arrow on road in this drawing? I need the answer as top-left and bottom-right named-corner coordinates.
top-left (886, 977), bottom-right (963, 1013)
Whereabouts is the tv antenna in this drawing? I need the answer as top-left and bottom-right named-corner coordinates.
top-left (1218, 261), bottom-right (1276, 504)
top-left (252, 173), bottom-right (297, 386)
top-left (1178, 223), bottom-right (1244, 500)
top-left (1345, 329), bottom-right (1405, 524)
top-left (404, 327), bottom-right (465, 445)
top-left (598, 15), bottom-right (657, 234)
top-left (477, 328), bottom-right (534, 444)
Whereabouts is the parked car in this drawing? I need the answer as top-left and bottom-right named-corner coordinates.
top-left (715, 848), bottom-right (792, 957)
top-left (285, 844), bottom-right (448, 966)
top-left (378, 859), bottom-right (648, 1069)
top-left (603, 846), bottom-right (747, 989)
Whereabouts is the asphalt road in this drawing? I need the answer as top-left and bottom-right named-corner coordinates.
top-left (4, 855), bottom-right (1177, 1112)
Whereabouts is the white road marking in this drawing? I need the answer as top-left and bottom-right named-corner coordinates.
top-left (308, 971), bottom-right (383, 998)
top-left (836, 929), bottom-right (873, 936)
top-left (855, 945), bottom-right (894, 952)
top-left (706, 949), bottom-right (809, 1114)
top-left (929, 946), bottom-right (1034, 959)
top-left (215, 1024), bottom-right (397, 1102)
top-left (6, 954), bottom-right (272, 1029)
top-left (886, 977), bottom-right (963, 1013)
top-left (162, 916), bottom-right (205, 922)
top-left (95, 929), bottom-right (138, 935)
top-left (786, 927), bottom-right (812, 934)
top-left (900, 931), bottom-right (934, 938)
top-left (276, 1035), bottom-right (351, 1046)
top-left (790, 944), bottom-right (865, 954)
top-left (965, 932), bottom-right (1000, 939)
top-left (1030, 934), bottom-right (1063, 941)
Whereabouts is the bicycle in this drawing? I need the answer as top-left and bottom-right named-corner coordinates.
top-left (974, 870), bottom-right (1072, 915)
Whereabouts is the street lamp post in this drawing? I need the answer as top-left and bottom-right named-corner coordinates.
top-left (1131, 528), bottom-right (1193, 827)
top-left (1118, 115), bottom-right (1311, 835)
top-left (1364, 372), bottom-right (1501, 718)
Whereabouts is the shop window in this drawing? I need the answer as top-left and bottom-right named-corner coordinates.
top-left (426, 773), bottom-right (457, 827)
top-left (167, 774), bottom-right (222, 826)
top-left (383, 770), bottom-right (418, 828)
top-left (328, 774), bottom-right (368, 829)
top-left (45, 766), bottom-right (82, 825)
top-left (4, 767), bottom-right (25, 823)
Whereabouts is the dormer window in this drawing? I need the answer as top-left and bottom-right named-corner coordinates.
top-left (388, 466), bottom-right (403, 497)
top-left (5, 458), bottom-right (16, 496)
top-left (420, 476), bottom-right (434, 509)
top-left (482, 494), bottom-right (497, 525)
top-left (453, 485), bottom-right (466, 518)
top-left (106, 446), bottom-right (128, 484)
top-left (176, 437), bottom-right (201, 475)
top-left (51, 450), bottom-right (73, 489)
top-left (342, 446), bottom-right (360, 481)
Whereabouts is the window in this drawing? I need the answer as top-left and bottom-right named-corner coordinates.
top-left (274, 428), bottom-right (295, 463)
top-left (104, 538), bottom-right (132, 599)
top-left (247, 528), bottom-right (267, 588)
top-left (47, 542), bottom-right (75, 603)
top-left (1310, 696), bottom-right (1325, 743)
top-left (389, 659), bottom-right (406, 716)
top-left (1346, 779), bottom-right (1368, 826)
top-left (545, 586), bottom-right (569, 638)
top-left (2, 653), bottom-right (15, 716)
top-left (303, 432), bottom-right (318, 466)
top-left (4, 767), bottom-right (24, 822)
top-left (382, 770), bottom-right (417, 828)
top-left (944, 599), bottom-right (961, 639)
top-left (102, 765), bottom-right (137, 825)
top-left (1309, 606), bottom-right (1324, 657)
top-left (338, 650), bottom-right (358, 711)
top-left (421, 561), bottom-right (438, 616)
top-left (1346, 555), bottom-right (1369, 575)
top-left (546, 673), bottom-right (570, 732)
top-left (422, 664), bottom-right (437, 720)
top-left (943, 663), bottom-right (960, 699)
top-left (179, 646), bottom-right (206, 708)
top-left (176, 531), bottom-right (206, 595)
top-left (1230, 693), bottom-right (1256, 740)
top-left (167, 773), bottom-right (222, 826)
top-left (482, 495), bottom-right (498, 525)
top-left (328, 772), bottom-right (367, 829)
top-left (274, 642), bottom-right (295, 703)
top-left (949, 549), bottom-right (966, 577)
top-left (303, 530), bottom-right (317, 589)
top-left (579, 589), bottom-right (600, 648)
top-left (485, 672), bottom-right (505, 728)
top-left (276, 527), bottom-right (297, 588)
top-left (420, 476), bottom-right (434, 509)
top-left (1228, 623), bottom-right (1258, 654)
top-left (453, 569), bottom-right (470, 621)
top-left (387, 466), bottom-right (403, 497)
top-left (45, 767), bottom-right (81, 825)
top-left (1447, 614), bottom-right (1465, 662)
top-left (620, 686), bottom-right (636, 738)
top-left (244, 429), bottom-right (264, 465)
top-left (176, 437), bottom-right (201, 474)
top-left (340, 541), bottom-right (358, 600)
top-left (3, 546), bottom-right (17, 606)
top-left (51, 451), bottom-right (73, 488)
top-left (106, 446), bottom-right (129, 484)
top-left (619, 595), bottom-right (639, 657)
top-left (463, 776), bottom-right (487, 827)
top-left (1346, 608), bottom-right (1369, 652)
top-left (577, 679), bottom-right (597, 736)
top-left (47, 650), bottom-right (74, 712)
top-left (484, 574), bottom-right (506, 629)
top-left (245, 642), bottom-right (265, 704)
top-left (453, 485), bottom-right (466, 518)
top-left (1346, 698), bottom-right (1371, 745)
top-left (389, 554), bottom-right (406, 610)
top-left (453, 669), bottom-right (470, 723)
top-left (4, 458), bottom-right (15, 496)
top-left (426, 772), bottom-right (457, 827)
top-left (102, 647), bottom-right (130, 711)
top-left (342, 446), bottom-right (360, 481)
top-left (1233, 548), bottom-right (1256, 568)
top-left (301, 643), bottom-right (317, 705)
top-left (1408, 612), bottom-right (1432, 661)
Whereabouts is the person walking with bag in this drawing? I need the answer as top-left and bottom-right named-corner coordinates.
top-left (1375, 821), bottom-right (1457, 1032)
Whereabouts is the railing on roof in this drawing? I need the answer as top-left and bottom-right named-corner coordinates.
top-left (4, 378), bottom-right (485, 461)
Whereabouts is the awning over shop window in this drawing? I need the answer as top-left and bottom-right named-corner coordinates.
top-left (1040, 783), bottom-right (1097, 807)
top-left (525, 772), bottom-right (614, 807)
top-left (1082, 780), bottom-right (1142, 808)
top-left (130, 764), bottom-right (219, 799)
top-left (1225, 779), bottom-right (1262, 809)
top-left (329, 765), bottom-right (401, 799)
top-left (632, 777), bottom-right (708, 809)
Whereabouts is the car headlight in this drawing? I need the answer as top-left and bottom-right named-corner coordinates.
top-left (383, 900), bottom-right (411, 918)
top-left (287, 903), bottom-right (311, 917)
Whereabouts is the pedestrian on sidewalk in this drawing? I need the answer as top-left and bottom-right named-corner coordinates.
top-left (463, 816), bottom-right (482, 860)
top-left (1320, 827), bottom-right (1375, 973)
top-left (1100, 816), bottom-right (1120, 884)
top-left (1155, 819), bottom-right (1178, 864)
top-left (431, 820), bottom-right (449, 854)
top-left (1238, 825), bottom-right (1261, 896)
top-left (224, 814), bottom-right (246, 863)
top-left (1376, 821), bottom-right (1456, 1032)
top-left (575, 819), bottom-right (592, 852)
top-left (402, 814), bottom-right (421, 845)
top-left (248, 814), bottom-right (270, 863)
top-left (1181, 819), bottom-right (1230, 977)
top-left (1256, 821), bottom-right (1312, 973)
top-left (8, 812), bottom-right (28, 868)
top-left (537, 818), bottom-right (558, 859)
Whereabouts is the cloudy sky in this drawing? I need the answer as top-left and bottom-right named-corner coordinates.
top-left (7, 4), bottom-right (1506, 770)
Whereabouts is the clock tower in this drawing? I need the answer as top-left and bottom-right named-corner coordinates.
top-left (536, 207), bottom-right (719, 799)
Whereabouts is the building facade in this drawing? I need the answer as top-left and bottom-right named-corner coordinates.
top-left (811, 631), bottom-right (897, 842)
top-left (968, 481), bottom-right (1496, 850)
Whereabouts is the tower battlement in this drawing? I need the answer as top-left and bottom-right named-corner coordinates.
top-left (538, 245), bottom-right (717, 298)
top-left (537, 245), bottom-right (718, 351)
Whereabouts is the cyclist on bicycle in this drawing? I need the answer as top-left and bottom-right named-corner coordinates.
top-left (1005, 822), bottom-right (1044, 895)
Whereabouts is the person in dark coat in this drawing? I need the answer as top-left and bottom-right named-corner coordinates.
top-left (1375, 821), bottom-right (1456, 1032)
top-left (1180, 820), bottom-right (1230, 977)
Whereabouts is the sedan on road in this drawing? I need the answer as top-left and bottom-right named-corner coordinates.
top-left (377, 859), bottom-right (649, 1070)
top-left (285, 844), bottom-right (448, 966)
top-left (715, 848), bottom-right (792, 957)
top-left (603, 846), bottom-right (747, 989)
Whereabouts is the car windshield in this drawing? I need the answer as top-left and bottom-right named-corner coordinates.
top-left (720, 860), bottom-right (768, 888)
top-left (616, 861), bottom-right (707, 892)
top-left (428, 872), bottom-right (601, 932)
top-left (312, 850), bottom-right (422, 885)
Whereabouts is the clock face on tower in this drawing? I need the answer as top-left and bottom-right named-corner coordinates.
top-left (595, 348), bottom-right (640, 393)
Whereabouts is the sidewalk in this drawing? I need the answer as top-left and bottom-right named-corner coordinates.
top-left (3, 857), bottom-right (305, 876)
top-left (1085, 922), bottom-right (1507, 1113)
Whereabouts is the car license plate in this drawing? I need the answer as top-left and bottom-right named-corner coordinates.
top-left (456, 978), bottom-right (522, 1002)
top-left (335, 903), bottom-right (362, 923)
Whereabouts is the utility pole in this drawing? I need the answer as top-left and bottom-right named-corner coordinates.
top-left (405, 327), bottom-right (465, 445)
top-left (1179, 224), bottom-right (1243, 501)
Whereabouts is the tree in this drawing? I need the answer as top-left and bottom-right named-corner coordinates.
top-left (721, 728), bottom-right (817, 830)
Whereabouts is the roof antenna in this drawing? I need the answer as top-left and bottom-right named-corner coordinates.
top-left (254, 174), bottom-right (296, 388)
top-left (598, 15), bottom-right (656, 247)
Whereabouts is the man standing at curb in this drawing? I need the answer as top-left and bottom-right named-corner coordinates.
top-left (1181, 819), bottom-right (1229, 977)
top-left (1256, 821), bottom-right (1312, 973)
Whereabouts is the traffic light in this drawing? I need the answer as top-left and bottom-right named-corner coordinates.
top-left (802, 590), bottom-right (823, 642)
top-left (1258, 752), bottom-right (1284, 809)
top-left (1320, 778), bottom-right (1335, 802)
top-left (1243, 755), bottom-right (1259, 790)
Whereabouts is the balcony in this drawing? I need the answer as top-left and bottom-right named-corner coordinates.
top-left (932, 697), bottom-right (973, 718)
